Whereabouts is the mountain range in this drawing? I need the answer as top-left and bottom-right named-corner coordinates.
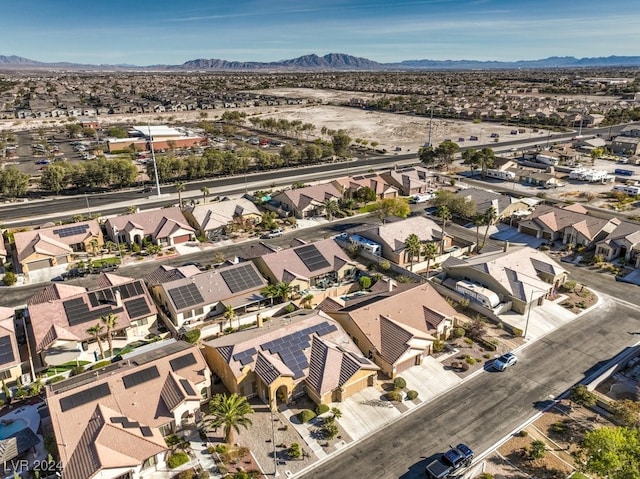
top-left (1, 53), bottom-right (640, 71)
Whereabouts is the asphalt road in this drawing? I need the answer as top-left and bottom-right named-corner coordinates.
top-left (302, 288), bottom-right (640, 479)
top-left (1, 122), bottom-right (632, 228)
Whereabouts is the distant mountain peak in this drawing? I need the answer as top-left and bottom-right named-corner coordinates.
top-left (1, 53), bottom-right (640, 71)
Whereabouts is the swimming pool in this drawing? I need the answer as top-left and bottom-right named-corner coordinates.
top-left (0, 418), bottom-right (27, 439)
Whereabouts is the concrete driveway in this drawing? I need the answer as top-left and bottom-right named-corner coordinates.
top-left (332, 387), bottom-right (401, 441)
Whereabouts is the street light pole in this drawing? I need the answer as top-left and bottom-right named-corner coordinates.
top-left (148, 123), bottom-right (162, 198)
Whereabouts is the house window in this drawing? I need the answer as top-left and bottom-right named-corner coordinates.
top-left (141, 455), bottom-right (157, 470)
top-left (0, 370), bottom-right (10, 380)
top-left (184, 310), bottom-right (194, 319)
top-left (136, 317), bottom-right (149, 327)
top-left (195, 307), bottom-right (204, 316)
top-left (159, 422), bottom-right (174, 437)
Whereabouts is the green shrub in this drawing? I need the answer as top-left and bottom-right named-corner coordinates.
top-left (47, 376), bottom-right (64, 384)
top-left (451, 327), bottom-right (465, 338)
top-left (316, 404), bottom-right (330, 415)
top-left (517, 430), bottom-right (528, 437)
top-left (512, 327), bottom-right (523, 337)
top-left (297, 409), bottom-right (316, 423)
top-left (464, 356), bottom-right (475, 365)
top-left (69, 366), bottom-right (85, 376)
top-left (393, 377), bottom-right (406, 390)
top-left (551, 422), bottom-right (566, 433)
top-left (322, 422), bottom-right (339, 439)
top-left (284, 303), bottom-right (296, 313)
top-left (197, 471), bottom-right (210, 479)
top-left (165, 434), bottom-right (182, 448)
top-left (178, 469), bottom-right (195, 479)
top-left (562, 280), bottom-right (577, 292)
top-left (91, 360), bottom-right (112, 370)
top-left (1, 271), bottom-right (17, 286)
top-left (183, 329), bottom-right (201, 344)
top-left (432, 340), bottom-right (446, 353)
top-left (214, 444), bottom-right (228, 454)
top-left (167, 452), bottom-right (189, 469)
top-left (528, 440), bottom-right (546, 459)
top-left (463, 337), bottom-right (474, 345)
top-left (386, 390), bottom-right (402, 402)
top-left (287, 442), bottom-right (302, 459)
top-left (406, 390), bottom-right (418, 400)
top-left (479, 474), bottom-right (495, 479)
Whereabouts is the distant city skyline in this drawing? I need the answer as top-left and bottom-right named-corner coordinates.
top-left (2, 0), bottom-right (639, 65)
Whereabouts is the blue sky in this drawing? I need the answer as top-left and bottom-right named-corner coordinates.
top-left (1, 0), bottom-right (639, 65)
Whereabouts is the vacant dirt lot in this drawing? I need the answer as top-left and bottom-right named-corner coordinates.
top-left (0, 87), bottom-right (549, 155)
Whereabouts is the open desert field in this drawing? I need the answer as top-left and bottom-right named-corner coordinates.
top-left (0, 88), bottom-right (549, 154)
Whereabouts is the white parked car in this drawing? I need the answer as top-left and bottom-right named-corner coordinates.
top-left (493, 352), bottom-right (518, 371)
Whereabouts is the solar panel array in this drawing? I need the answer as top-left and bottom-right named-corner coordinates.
top-left (53, 224), bottom-right (90, 238)
top-left (260, 321), bottom-right (338, 379)
top-left (125, 298), bottom-right (151, 319)
top-left (179, 379), bottom-right (197, 396)
top-left (220, 264), bottom-right (264, 294)
top-left (232, 347), bottom-right (257, 366)
top-left (168, 283), bottom-right (204, 310)
top-left (59, 382), bottom-right (111, 412)
top-left (0, 336), bottom-right (15, 365)
top-left (295, 244), bottom-right (331, 272)
top-left (122, 365), bottom-right (160, 389)
top-left (169, 353), bottom-right (197, 371)
top-left (63, 297), bottom-right (124, 326)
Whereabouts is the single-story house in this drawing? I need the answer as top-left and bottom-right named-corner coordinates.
top-left (253, 238), bottom-right (357, 295)
top-left (518, 204), bottom-right (619, 246)
top-left (27, 276), bottom-right (157, 366)
top-left (318, 280), bottom-right (458, 378)
top-left (441, 245), bottom-right (567, 314)
top-left (46, 340), bottom-right (211, 479)
top-left (271, 183), bottom-right (342, 219)
top-left (13, 220), bottom-right (104, 282)
top-left (203, 310), bottom-right (378, 408)
top-left (595, 221), bottom-right (640, 267)
top-left (182, 197), bottom-right (262, 239)
top-left (149, 261), bottom-right (269, 329)
top-left (104, 207), bottom-right (195, 248)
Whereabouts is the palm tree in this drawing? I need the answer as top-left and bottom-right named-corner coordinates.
top-left (323, 199), bottom-right (339, 221)
top-left (437, 205), bottom-right (452, 254)
top-left (404, 233), bottom-right (422, 271)
top-left (200, 186), bottom-right (209, 204)
top-left (301, 293), bottom-right (314, 309)
top-left (422, 242), bottom-right (439, 278)
top-left (276, 282), bottom-right (293, 302)
top-left (481, 206), bottom-right (498, 251)
top-left (207, 393), bottom-right (254, 444)
top-left (86, 323), bottom-right (105, 360)
top-left (223, 304), bottom-right (237, 330)
top-left (100, 313), bottom-right (118, 358)
top-left (472, 214), bottom-right (486, 253)
top-left (175, 181), bottom-right (185, 207)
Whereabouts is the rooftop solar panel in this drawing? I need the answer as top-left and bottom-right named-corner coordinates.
top-left (52, 224), bottom-right (90, 238)
top-left (179, 379), bottom-right (197, 396)
top-left (59, 382), bottom-right (111, 412)
top-left (122, 365), bottom-right (160, 389)
top-left (295, 244), bottom-right (331, 272)
top-left (125, 297), bottom-right (151, 318)
top-left (168, 283), bottom-right (204, 310)
top-left (220, 264), bottom-right (264, 294)
top-left (169, 352), bottom-right (197, 371)
top-left (0, 336), bottom-right (15, 366)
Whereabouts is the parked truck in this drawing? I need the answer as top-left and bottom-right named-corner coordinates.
top-left (425, 444), bottom-right (474, 479)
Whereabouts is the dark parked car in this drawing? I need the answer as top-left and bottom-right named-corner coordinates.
top-left (90, 263), bottom-right (119, 274)
top-left (61, 268), bottom-right (89, 280)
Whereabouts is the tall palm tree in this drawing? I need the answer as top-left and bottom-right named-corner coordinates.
top-left (200, 187), bottom-right (209, 204)
top-left (276, 282), bottom-right (293, 302)
top-left (404, 233), bottom-right (422, 271)
top-left (472, 214), bottom-right (486, 253)
top-left (207, 393), bottom-right (254, 445)
top-left (100, 313), bottom-right (118, 358)
top-left (175, 181), bottom-right (185, 207)
top-left (437, 205), bottom-right (452, 254)
top-left (481, 206), bottom-right (498, 252)
top-left (86, 323), bottom-right (105, 360)
top-left (422, 242), bottom-right (439, 278)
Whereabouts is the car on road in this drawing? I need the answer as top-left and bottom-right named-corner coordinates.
top-left (263, 228), bottom-right (283, 239)
top-left (425, 443), bottom-right (473, 479)
top-left (493, 352), bottom-right (518, 371)
top-left (61, 268), bottom-right (90, 280)
top-left (90, 263), bottom-right (119, 274)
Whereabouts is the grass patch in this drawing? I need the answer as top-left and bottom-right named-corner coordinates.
top-left (45, 361), bottom-right (91, 376)
top-left (90, 257), bottom-right (121, 268)
top-left (358, 203), bottom-right (379, 213)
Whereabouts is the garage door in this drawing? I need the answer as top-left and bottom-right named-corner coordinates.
top-left (173, 234), bottom-right (191, 244)
top-left (395, 357), bottom-right (415, 374)
top-left (519, 226), bottom-right (538, 237)
top-left (27, 258), bottom-right (51, 271)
